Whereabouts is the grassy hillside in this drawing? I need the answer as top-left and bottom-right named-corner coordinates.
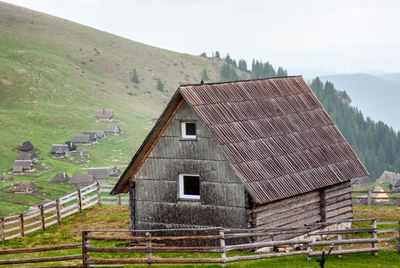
top-left (0, 1), bottom-right (232, 215)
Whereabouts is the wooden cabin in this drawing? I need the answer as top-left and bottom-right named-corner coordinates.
top-left (110, 166), bottom-right (122, 178)
top-left (111, 77), bottom-right (368, 232)
top-left (14, 181), bottom-right (37, 194)
top-left (51, 144), bottom-right (70, 158)
top-left (51, 172), bottom-right (70, 184)
top-left (97, 109), bottom-right (114, 121)
top-left (71, 174), bottom-right (95, 188)
top-left (88, 167), bottom-right (109, 185)
top-left (73, 134), bottom-right (92, 146)
top-left (104, 124), bottom-right (121, 135)
top-left (13, 160), bottom-right (35, 174)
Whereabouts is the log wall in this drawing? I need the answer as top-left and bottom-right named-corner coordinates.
top-left (254, 181), bottom-right (352, 239)
top-left (132, 101), bottom-right (248, 230)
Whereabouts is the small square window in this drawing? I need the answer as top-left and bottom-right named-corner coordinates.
top-left (181, 122), bottom-right (196, 139)
top-left (179, 174), bottom-right (200, 200)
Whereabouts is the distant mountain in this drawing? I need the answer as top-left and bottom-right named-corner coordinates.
top-left (380, 73), bottom-right (400, 84)
top-left (320, 73), bottom-right (400, 131)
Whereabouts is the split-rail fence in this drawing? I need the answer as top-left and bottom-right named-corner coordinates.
top-left (0, 183), bottom-right (128, 242)
top-left (0, 218), bottom-right (398, 267)
top-left (352, 190), bottom-right (400, 206)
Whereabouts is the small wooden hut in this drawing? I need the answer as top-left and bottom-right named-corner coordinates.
top-left (73, 134), bottom-right (92, 146)
top-left (51, 144), bottom-right (70, 158)
top-left (13, 160), bottom-right (34, 174)
top-left (51, 172), bottom-right (70, 183)
top-left (111, 77), bottom-right (368, 232)
top-left (14, 182), bottom-right (37, 194)
top-left (71, 174), bottom-right (95, 188)
top-left (97, 109), bottom-right (114, 121)
top-left (104, 124), bottom-right (121, 135)
top-left (88, 167), bottom-right (109, 185)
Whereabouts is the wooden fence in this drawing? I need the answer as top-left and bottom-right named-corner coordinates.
top-left (0, 218), bottom-right (398, 267)
top-left (352, 190), bottom-right (400, 206)
top-left (82, 219), bottom-right (400, 267)
top-left (0, 183), bottom-right (128, 242)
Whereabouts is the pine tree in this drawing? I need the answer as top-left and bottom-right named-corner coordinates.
top-left (238, 59), bottom-right (248, 72)
top-left (156, 79), bottom-right (164, 91)
top-left (215, 51), bottom-right (221, 59)
top-left (131, 69), bottom-right (139, 83)
top-left (309, 77), bottom-right (400, 180)
top-left (277, 67), bottom-right (288, 77)
top-left (201, 68), bottom-right (209, 81)
top-left (220, 63), bottom-right (238, 81)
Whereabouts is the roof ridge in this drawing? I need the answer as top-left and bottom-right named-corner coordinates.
top-left (179, 75), bottom-right (302, 87)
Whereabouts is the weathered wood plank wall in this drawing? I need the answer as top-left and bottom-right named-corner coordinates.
top-left (132, 102), bottom-right (248, 229)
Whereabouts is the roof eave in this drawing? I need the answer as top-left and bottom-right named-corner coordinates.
top-left (111, 89), bottom-right (184, 195)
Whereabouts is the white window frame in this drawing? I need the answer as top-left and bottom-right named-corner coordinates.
top-left (181, 121), bottom-right (196, 140)
top-left (179, 174), bottom-right (200, 200)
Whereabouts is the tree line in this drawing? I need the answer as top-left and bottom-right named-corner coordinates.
top-left (310, 77), bottom-right (400, 179)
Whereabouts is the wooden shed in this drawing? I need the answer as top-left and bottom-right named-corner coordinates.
top-left (51, 144), bottom-right (70, 158)
top-left (88, 167), bottom-right (109, 185)
top-left (97, 109), bottom-right (114, 121)
top-left (111, 77), bottom-right (368, 232)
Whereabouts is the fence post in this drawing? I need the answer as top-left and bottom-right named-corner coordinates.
top-left (56, 199), bottom-right (61, 224)
top-left (220, 230), bottom-right (226, 267)
top-left (20, 214), bottom-right (24, 237)
top-left (372, 219), bottom-right (378, 256)
top-left (77, 188), bottom-right (82, 213)
top-left (337, 223), bottom-right (342, 258)
top-left (307, 232), bottom-right (312, 261)
top-left (397, 221), bottom-right (400, 254)
top-left (97, 183), bottom-right (102, 206)
top-left (367, 189), bottom-right (372, 206)
top-left (118, 194), bottom-right (121, 205)
top-left (0, 218), bottom-right (4, 243)
top-left (39, 204), bottom-right (45, 230)
top-left (146, 232), bottom-right (152, 267)
top-left (82, 231), bottom-right (88, 268)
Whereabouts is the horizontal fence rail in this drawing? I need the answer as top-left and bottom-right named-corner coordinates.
top-left (80, 219), bottom-right (400, 267)
top-left (352, 189), bottom-right (400, 206)
top-left (0, 183), bottom-right (128, 242)
top-left (0, 218), bottom-right (398, 267)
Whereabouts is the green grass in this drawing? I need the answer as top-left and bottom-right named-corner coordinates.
top-left (0, 2), bottom-right (235, 216)
top-left (0, 206), bottom-right (399, 267)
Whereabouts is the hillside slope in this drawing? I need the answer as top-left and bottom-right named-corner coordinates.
top-left (320, 73), bottom-right (400, 131)
top-left (0, 1), bottom-right (227, 173)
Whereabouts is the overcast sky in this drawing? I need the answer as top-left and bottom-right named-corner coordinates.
top-left (4, 0), bottom-right (400, 77)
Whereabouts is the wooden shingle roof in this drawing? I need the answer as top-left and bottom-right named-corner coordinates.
top-left (112, 77), bottom-right (368, 204)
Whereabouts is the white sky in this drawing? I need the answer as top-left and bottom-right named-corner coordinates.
top-left (4, 0), bottom-right (400, 76)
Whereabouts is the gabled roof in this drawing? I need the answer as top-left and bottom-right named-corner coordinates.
top-left (73, 134), bottom-right (91, 143)
top-left (97, 109), bottom-right (113, 118)
top-left (15, 181), bottom-right (37, 193)
top-left (112, 77), bottom-right (368, 204)
top-left (14, 160), bottom-right (32, 168)
top-left (51, 144), bottom-right (69, 154)
top-left (51, 172), bottom-right (70, 183)
top-left (88, 167), bottom-right (109, 180)
top-left (71, 174), bottom-right (95, 185)
top-left (87, 130), bottom-right (106, 138)
top-left (82, 132), bottom-right (97, 141)
top-left (104, 124), bottom-right (120, 133)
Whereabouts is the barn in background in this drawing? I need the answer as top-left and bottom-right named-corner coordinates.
top-left (111, 76), bottom-right (368, 232)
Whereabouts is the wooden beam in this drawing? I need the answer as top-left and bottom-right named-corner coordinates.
top-left (319, 188), bottom-right (326, 222)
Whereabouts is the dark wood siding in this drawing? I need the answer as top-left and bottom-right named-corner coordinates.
top-left (254, 181), bottom-right (352, 239)
top-left (132, 101), bottom-right (248, 229)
